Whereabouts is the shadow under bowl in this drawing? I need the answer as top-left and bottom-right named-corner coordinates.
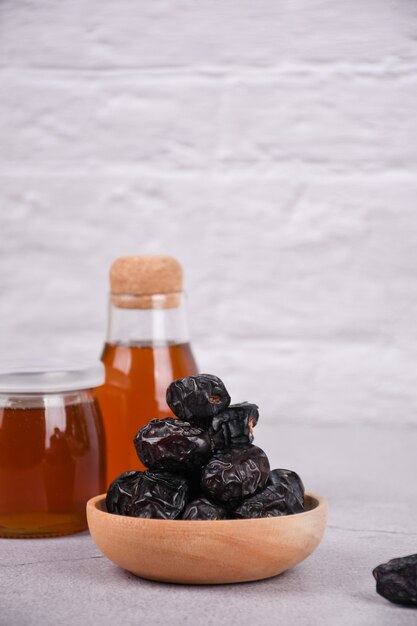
top-left (87, 492), bottom-right (328, 585)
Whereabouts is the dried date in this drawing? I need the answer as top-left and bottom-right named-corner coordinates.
top-left (201, 445), bottom-right (270, 504)
top-left (106, 470), bottom-right (141, 516)
top-left (209, 402), bottom-right (259, 450)
top-left (134, 418), bottom-right (212, 472)
top-left (166, 374), bottom-right (231, 424)
top-left (234, 471), bottom-right (305, 519)
top-left (182, 497), bottom-right (229, 520)
top-left (269, 468), bottom-right (305, 508)
top-left (373, 554), bottom-right (417, 606)
top-left (131, 470), bottom-right (190, 520)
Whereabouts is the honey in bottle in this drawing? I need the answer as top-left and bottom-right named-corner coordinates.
top-left (96, 256), bottom-right (198, 486)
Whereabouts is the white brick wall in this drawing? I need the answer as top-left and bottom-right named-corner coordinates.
top-left (1, 1), bottom-right (417, 426)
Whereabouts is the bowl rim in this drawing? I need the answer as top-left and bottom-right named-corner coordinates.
top-left (87, 491), bottom-right (328, 524)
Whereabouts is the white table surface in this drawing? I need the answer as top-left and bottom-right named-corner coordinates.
top-left (1, 422), bottom-right (417, 626)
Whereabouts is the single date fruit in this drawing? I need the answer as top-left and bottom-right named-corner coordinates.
top-left (234, 472), bottom-right (304, 519)
top-left (209, 402), bottom-right (259, 450)
top-left (106, 470), bottom-right (141, 516)
top-left (182, 496), bottom-right (228, 520)
top-left (130, 470), bottom-right (190, 520)
top-left (201, 445), bottom-right (270, 504)
top-left (134, 418), bottom-right (212, 472)
top-left (373, 554), bottom-right (417, 606)
top-left (166, 374), bottom-right (231, 424)
top-left (269, 468), bottom-right (305, 508)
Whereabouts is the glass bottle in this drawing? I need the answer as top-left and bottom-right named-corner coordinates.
top-left (0, 363), bottom-right (105, 537)
top-left (96, 256), bottom-right (198, 486)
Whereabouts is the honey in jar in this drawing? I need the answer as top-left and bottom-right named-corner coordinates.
top-left (0, 364), bottom-right (106, 537)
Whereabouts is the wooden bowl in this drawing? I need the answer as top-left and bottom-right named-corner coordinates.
top-left (87, 492), bottom-right (327, 585)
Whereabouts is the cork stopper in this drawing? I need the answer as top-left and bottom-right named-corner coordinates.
top-left (110, 255), bottom-right (183, 309)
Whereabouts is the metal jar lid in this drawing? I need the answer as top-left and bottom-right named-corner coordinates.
top-left (0, 361), bottom-right (105, 394)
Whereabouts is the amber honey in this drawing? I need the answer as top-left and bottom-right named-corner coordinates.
top-left (0, 393), bottom-right (105, 537)
top-left (97, 341), bottom-right (198, 486)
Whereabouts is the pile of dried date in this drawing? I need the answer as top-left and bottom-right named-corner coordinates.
top-left (106, 373), bottom-right (305, 520)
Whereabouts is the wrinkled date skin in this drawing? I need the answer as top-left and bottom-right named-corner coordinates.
top-left (106, 470), bottom-right (142, 516)
top-left (269, 468), bottom-right (305, 508)
top-left (166, 374), bottom-right (231, 423)
top-left (210, 402), bottom-right (259, 450)
top-left (131, 470), bottom-right (190, 520)
top-left (373, 554), bottom-right (417, 606)
top-left (234, 469), bottom-right (305, 519)
top-left (201, 445), bottom-right (270, 504)
top-left (182, 497), bottom-right (229, 520)
top-left (134, 418), bottom-right (212, 472)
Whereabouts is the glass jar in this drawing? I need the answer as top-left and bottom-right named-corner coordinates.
top-left (0, 363), bottom-right (106, 538)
